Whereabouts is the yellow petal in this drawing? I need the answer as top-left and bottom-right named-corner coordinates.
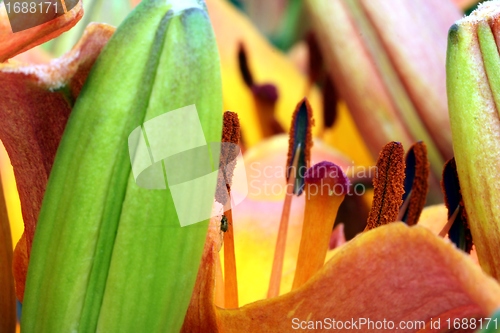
top-left (0, 174), bottom-right (15, 333)
top-left (0, 144), bottom-right (23, 249)
top-left (418, 204), bottom-right (479, 266)
top-left (206, 0), bottom-right (323, 146)
top-left (417, 204), bottom-right (448, 236)
top-left (323, 101), bottom-right (375, 167)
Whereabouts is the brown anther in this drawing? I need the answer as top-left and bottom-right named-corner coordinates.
top-left (306, 32), bottom-right (324, 85)
top-left (221, 111), bottom-right (241, 145)
top-left (286, 98), bottom-right (314, 183)
top-left (366, 142), bottom-right (406, 230)
top-left (461, 207), bottom-right (473, 253)
top-left (322, 75), bottom-right (338, 129)
top-left (441, 158), bottom-right (472, 253)
top-left (237, 43), bottom-right (254, 87)
top-left (403, 142), bottom-right (430, 226)
top-left (215, 111), bottom-right (241, 206)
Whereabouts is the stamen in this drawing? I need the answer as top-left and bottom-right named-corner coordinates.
top-left (238, 43), bottom-right (254, 87)
top-left (438, 206), bottom-right (460, 238)
top-left (306, 32), bottom-right (324, 86)
top-left (221, 111), bottom-right (241, 146)
top-left (322, 76), bottom-right (338, 130)
top-left (292, 161), bottom-right (349, 290)
top-left (222, 209), bottom-right (238, 308)
top-left (267, 144), bottom-right (302, 298)
top-left (305, 33), bottom-right (338, 131)
top-left (441, 158), bottom-right (472, 253)
top-left (397, 190), bottom-right (412, 222)
top-left (399, 142), bottom-right (430, 225)
top-left (268, 99), bottom-right (314, 297)
top-left (215, 111), bottom-right (241, 308)
top-left (214, 250), bottom-right (224, 307)
top-left (215, 111), bottom-right (240, 207)
top-left (238, 43), bottom-right (284, 137)
top-left (366, 142), bottom-right (405, 230)
top-left (286, 98), bottom-right (314, 195)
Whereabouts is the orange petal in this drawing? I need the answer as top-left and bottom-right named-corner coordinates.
top-left (181, 215), bottom-right (223, 333)
top-left (452, 0), bottom-right (480, 10)
top-left (184, 222), bottom-right (500, 332)
top-left (11, 233), bottom-right (26, 302)
top-left (0, 1), bottom-right (83, 62)
top-left (10, 47), bottom-right (52, 64)
top-left (0, 23), bottom-right (114, 300)
top-left (218, 224), bottom-right (500, 332)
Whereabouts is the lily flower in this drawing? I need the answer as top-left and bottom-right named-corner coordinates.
top-left (179, 86), bottom-right (500, 329)
top-left (184, 104), bottom-right (500, 333)
top-left (1, 4), bottom-right (162, 325)
top-left (183, 155), bottom-right (500, 332)
top-left (3, 0), bottom-right (500, 332)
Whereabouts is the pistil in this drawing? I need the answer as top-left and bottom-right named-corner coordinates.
top-left (292, 161), bottom-right (349, 290)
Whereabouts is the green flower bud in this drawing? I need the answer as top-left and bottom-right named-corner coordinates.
top-left (22, 0), bottom-right (222, 331)
top-left (447, 1), bottom-right (500, 281)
